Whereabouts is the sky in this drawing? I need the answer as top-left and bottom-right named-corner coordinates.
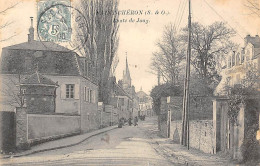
top-left (0, 0), bottom-right (259, 94)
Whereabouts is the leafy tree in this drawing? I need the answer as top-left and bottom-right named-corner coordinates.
top-left (181, 22), bottom-right (236, 86)
top-left (150, 83), bottom-right (183, 115)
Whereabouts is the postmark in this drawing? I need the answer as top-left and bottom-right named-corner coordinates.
top-left (37, 1), bottom-right (88, 52)
top-left (37, 0), bottom-right (72, 42)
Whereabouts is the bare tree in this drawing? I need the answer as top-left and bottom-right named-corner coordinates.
top-left (0, 2), bottom-right (20, 42)
top-left (75, 0), bottom-right (119, 103)
top-left (244, 0), bottom-right (260, 17)
top-left (0, 74), bottom-right (25, 108)
top-left (181, 21), bottom-right (236, 86)
top-left (150, 24), bottom-right (185, 84)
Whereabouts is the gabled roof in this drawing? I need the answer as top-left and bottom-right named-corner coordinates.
top-left (4, 40), bottom-right (71, 52)
top-left (1, 41), bottom-right (82, 76)
top-left (21, 72), bottom-right (57, 86)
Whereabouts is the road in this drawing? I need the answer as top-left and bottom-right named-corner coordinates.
top-left (1, 118), bottom-right (179, 166)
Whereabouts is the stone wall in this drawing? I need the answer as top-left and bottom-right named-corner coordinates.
top-left (16, 107), bottom-right (29, 149)
top-left (28, 114), bottom-right (80, 141)
top-left (97, 104), bottom-right (119, 128)
top-left (170, 120), bottom-right (215, 154)
top-left (163, 96), bottom-right (213, 121)
top-left (15, 107), bottom-right (81, 147)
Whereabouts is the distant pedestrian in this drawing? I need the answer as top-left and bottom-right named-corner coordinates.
top-left (128, 118), bottom-right (132, 126)
top-left (134, 116), bottom-right (138, 126)
top-left (118, 118), bottom-right (123, 128)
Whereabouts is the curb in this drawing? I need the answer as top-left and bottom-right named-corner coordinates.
top-left (2, 126), bottom-right (117, 159)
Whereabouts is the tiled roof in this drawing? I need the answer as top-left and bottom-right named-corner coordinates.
top-left (1, 41), bottom-right (82, 76)
top-left (21, 72), bottom-right (57, 86)
top-left (4, 40), bottom-right (71, 52)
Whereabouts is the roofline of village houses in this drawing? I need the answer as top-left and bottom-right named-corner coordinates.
top-left (0, 73), bottom-right (98, 86)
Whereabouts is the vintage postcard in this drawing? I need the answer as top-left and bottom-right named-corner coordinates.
top-left (0, 0), bottom-right (259, 165)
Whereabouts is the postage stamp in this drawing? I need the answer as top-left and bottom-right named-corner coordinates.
top-left (37, 0), bottom-right (72, 42)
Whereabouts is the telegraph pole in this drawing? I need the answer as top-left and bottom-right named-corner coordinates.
top-left (181, 0), bottom-right (191, 149)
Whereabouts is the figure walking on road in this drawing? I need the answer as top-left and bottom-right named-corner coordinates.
top-left (134, 116), bottom-right (138, 126)
top-left (128, 117), bottom-right (132, 126)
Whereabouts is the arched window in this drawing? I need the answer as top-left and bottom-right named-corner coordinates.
top-left (236, 53), bottom-right (240, 65)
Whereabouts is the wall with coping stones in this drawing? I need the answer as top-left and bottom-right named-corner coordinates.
top-left (27, 114), bottom-right (80, 141)
top-left (170, 120), bottom-right (215, 154)
top-left (16, 107), bottom-right (29, 149)
top-left (98, 104), bottom-right (119, 128)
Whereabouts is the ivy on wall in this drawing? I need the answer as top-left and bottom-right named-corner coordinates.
top-left (150, 83), bottom-right (183, 115)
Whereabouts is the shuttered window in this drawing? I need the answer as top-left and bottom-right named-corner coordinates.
top-left (66, 84), bottom-right (74, 99)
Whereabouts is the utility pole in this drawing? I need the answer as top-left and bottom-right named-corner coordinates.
top-left (181, 0), bottom-right (191, 149)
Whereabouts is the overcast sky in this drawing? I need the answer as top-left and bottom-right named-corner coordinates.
top-left (0, 0), bottom-right (259, 94)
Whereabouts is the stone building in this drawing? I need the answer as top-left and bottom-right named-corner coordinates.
top-left (118, 57), bottom-right (139, 118)
top-left (20, 71), bottom-right (58, 114)
top-left (215, 35), bottom-right (260, 94)
top-left (0, 18), bottom-right (99, 136)
top-left (214, 35), bottom-right (260, 160)
top-left (136, 88), bottom-right (153, 117)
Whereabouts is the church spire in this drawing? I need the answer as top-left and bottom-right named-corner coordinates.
top-left (123, 52), bottom-right (131, 88)
top-left (125, 55), bottom-right (130, 78)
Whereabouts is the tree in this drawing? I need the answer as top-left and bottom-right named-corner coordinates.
top-left (76, 0), bottom-right (119, 103)
top-left (181, 21), bottom-right (236, 87)
top-left (0, 1), bottom-right (20, 42)
top-left (150, 24), bottom-right (185, 84)
top-left (0, 74), bottom-right (25, 108)
top-left (110, 54), bottom-right (119, 76)
top-left (244, 0), bottom-right (260, 17)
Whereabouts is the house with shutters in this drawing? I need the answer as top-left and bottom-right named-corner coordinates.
top-left (0, 18), bottom-right (99, 133)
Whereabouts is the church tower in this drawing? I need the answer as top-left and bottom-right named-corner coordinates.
top-left (122, 56), bottom-right (131, 89)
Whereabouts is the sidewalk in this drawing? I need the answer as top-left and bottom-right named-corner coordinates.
top-left (1, 126), bottom-right (117, 159)
top-left (140, 117), bottom-right (238, 166)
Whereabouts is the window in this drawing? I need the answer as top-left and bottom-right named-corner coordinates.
top-left (241, 53), bottom-right (245, 63)
top-left (88, 89), bottom-right (92, 102)
top-left (66, 84), bottom-right (74, 99)
top-left (21, 88), bottom-right (26, 95)
top-left (236, 53), bottom-right (240, 65)
top-left (232, 54), bottom-right (235, 67)
top-left (84, 87), bottom-right (88, 101)
top-left (228, 56), bottom-right (231, 68)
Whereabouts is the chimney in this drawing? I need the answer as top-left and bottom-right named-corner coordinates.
top-left (28, 17), bottom-right (34, 42)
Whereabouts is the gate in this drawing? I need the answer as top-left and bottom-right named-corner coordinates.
top-left (0, 111), bottom-right (16, 152)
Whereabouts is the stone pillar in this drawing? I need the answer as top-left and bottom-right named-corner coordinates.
top-left (212, 98), bottom-right (227, 154)
top-left (16, 107), bottom-right (30, 150)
